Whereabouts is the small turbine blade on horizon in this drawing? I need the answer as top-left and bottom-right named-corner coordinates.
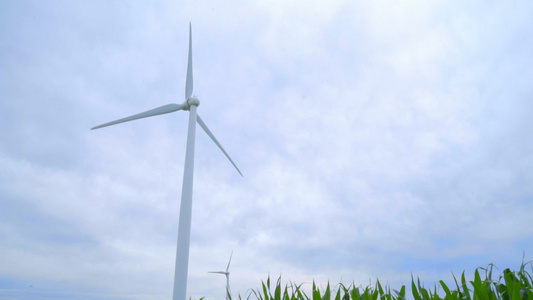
top-left (197, 115), bottom-right (243, 177)
top-left (91, 104), bottom-right (185, 130)
top-left (226, 251), bottom-right (233, 273)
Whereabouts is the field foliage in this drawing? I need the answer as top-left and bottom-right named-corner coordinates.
top-left (231, 260), bottom-right (533, 300)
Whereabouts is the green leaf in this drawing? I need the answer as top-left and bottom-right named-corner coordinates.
top-left (351, 287), bottom-right (361, 300)
top-left (371, 289), bottom-right (378, 300)
top-left (262, 280), bottom-right (270, 300)
top-left (274, 282), bottom-right (281, 300)
top-left (323, 282), bottom-right (331, 300)
top-left (440, 280), bottom-right (451, 298)
top-left (461, 272), bottom-right (472, 300)
top-left (420, 287), bottom-right (430, 300)
top-left (376, 280), bottom-right (384, 296)
top-left (471, 269), bottom-right (490, 300)
top-left (412, 277), bottom-right (422, 300)
top-left (400, 285), bottom-right (406, 298)
top-left (527, 289), bottom-right (533, 300)
top-left (313, 281), bottom-right (321, 300)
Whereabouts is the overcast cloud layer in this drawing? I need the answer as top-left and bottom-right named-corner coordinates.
top-left (1, 1), bottom-right (532, 299)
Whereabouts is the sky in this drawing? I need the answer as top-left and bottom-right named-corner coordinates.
top-left (1, 0), bottom-right (533, 299)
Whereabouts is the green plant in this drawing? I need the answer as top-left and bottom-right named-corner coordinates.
top-left (236, 260), bottom-right (533, 300)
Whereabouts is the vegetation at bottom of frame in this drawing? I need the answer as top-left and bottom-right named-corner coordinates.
top-left (230, 259), bottom-right (533, 300)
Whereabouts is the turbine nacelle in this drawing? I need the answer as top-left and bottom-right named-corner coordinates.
top-left (183, 96), bottom-right (200, 110)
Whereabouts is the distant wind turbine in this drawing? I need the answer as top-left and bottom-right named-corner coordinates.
top-left (91, 23), bottom-right (242, 300)
top-left (208, 251), bottom-right (233, 300)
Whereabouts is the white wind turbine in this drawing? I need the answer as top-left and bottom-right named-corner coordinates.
top-left (208, 251), bottom-right (233, 300)
top-left (91, 23), bottom-right (242, 300)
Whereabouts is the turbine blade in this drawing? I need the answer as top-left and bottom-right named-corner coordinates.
top-left (197, 115), bottom-right (243, 177)
top-left (208, 271), bottom-right (226, 274)
top-left (91, 104), bottom-right (184, 130)
top-left (226, 251), bottom-right (233, 272)
top-left (185, 22), bottom-right (193, 100)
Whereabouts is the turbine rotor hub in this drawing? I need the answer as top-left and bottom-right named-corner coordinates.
top-left (187, 96), bottom-right (200, 107)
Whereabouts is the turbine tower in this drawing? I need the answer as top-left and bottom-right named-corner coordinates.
top-left (91, 23), bottom-right (242, 300)
top-left (208, 251), bottom-right (233, 300)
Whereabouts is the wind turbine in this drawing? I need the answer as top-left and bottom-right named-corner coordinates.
top-left (91, 23), bottom-right (242, 300)
top-left (208, 251), bottom-right (233, 300)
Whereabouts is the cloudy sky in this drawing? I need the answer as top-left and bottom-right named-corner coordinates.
top-left (1, 0), bottom-right (532, 299)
